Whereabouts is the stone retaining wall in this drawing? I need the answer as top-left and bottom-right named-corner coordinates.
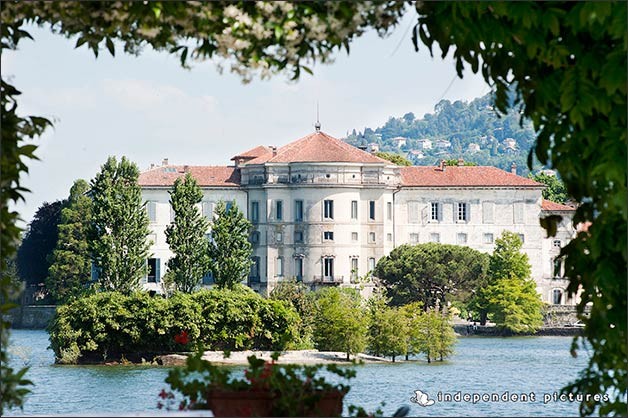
top-left (6, 305), bottom-right (57, 329)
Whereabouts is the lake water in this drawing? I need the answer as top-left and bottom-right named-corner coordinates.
top-left (5, 330), bottom-right (589, 416)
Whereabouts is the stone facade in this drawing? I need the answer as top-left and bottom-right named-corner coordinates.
top-left (139, 130), bottom-right (577, 305)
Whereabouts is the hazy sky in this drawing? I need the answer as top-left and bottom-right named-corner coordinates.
top-left (3, 13), bottom-right (489, 226)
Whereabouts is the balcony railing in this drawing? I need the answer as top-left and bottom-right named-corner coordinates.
top-left (312, 276), bottom-right (344, 285)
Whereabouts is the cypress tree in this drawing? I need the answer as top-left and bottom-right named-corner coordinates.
top-left (88, 156), bottom-right (150, 293)
top-left (207, 200), bottom-right (252, 289)
top-left (47, 179), bottom-right (92, 303)
top-left (164, 173), bottom-right (210, 293)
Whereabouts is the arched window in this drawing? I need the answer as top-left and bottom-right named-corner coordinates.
top-left (552, 289), bottom-right (563, 305)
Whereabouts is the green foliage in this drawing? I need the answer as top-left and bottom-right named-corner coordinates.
top-left (17, 200), bottom-right (66, 288)
top-left (48, 287), bottom-right (299, 364)
top-left (47, 180), bottom-right (93, 303)
top-left (373, 151), bottom-right (411, 166)
top-left (489, 231), bottom-right (531, 281)
top-left (483, 277), bottom-right (544, 334)
top-left (88, 156), bottom-right (151, 294)
top-left (207, 200), bottom-right (252, 289)
top-left (367, 293), bottom-right (407, 361)
top-left (164, 173), bottom-right (210, 293)
top-left (163, 350), bottom-right (354, 415)
top-left (312, 287), bottom-right (369, 361)
top-left (530, 172), bottom-right (569, 204)
top-left (269, 279), bottom-right (315, 349)
top-left (415, 305), bottom-right (456, 363)
top-left (414, 3), bottom-right (626, 413)
top-left (375, 243), bottom-right (489, 309)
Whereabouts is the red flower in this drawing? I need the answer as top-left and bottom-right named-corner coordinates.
top-left (159, 389), bottom-right (169, 399)
top-left (174, 330), bottom-right (190, 345)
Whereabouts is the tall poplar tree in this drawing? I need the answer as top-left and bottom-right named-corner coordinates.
top-left (207, 200), bottom-right (252, 289)
top-left (165, 173), bottom-right (210, 293)
top-left (88, 156), bottom-right (150, 293)
top-left (47, 179), bottom-right (92, 303)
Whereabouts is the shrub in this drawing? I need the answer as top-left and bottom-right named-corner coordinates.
top-left (48, 288), bottom-right (300, 364)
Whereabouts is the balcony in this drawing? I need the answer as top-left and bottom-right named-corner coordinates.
top-left (312, 276), bottom-right (344, 285)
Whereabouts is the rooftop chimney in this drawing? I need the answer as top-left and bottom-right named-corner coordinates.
top-left (162, 158), bottom-right (169, 166)
top-left (511, 162), bottom-right (517, 175)
top-left (271, 146), bottom-right (277, 157)
top-left (439, 159), bottom-right (446, 171)
top-left (150, 163), bottom-right (155, 170)
top-left (457, 158), bottom-right (464, 167)
top-left (183, 165), bottom-right (189, 173)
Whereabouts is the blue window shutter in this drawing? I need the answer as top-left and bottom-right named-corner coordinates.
top-left (155, 259), bottom-right (161, 283)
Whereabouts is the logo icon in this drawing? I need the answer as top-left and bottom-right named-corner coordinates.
top-left (411, 389), bottom-right (435, 407)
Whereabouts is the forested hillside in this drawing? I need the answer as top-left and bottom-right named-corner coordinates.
top-left (344, 93), bottom-right (539, 175)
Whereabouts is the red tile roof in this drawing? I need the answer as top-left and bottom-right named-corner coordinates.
top-left (138, 166), bottom-right (240, 187)
top-left (245, 131), bottom-right (390, 165)
top-left (400, 166), bottom-right (543, 187)
top-left (541, 199), bottom-right (576, 211)
top-left (231, 145), bottom-right (273, 161)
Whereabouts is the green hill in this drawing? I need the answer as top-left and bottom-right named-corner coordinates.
top-left (344, 92), bottom-right (538, 175)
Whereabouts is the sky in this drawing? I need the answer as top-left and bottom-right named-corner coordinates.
top-left (3, 12), bottom-right (489, 226)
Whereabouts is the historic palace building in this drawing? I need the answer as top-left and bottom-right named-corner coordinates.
top-left (139, 128), bottom-right (576, 305)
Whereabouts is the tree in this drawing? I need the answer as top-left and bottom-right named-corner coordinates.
top-left (47, 180), bottom-right (93, 303)
top-left (373, 151), bottom-right (412, 166)
top-left (17, 200), bottom-right (66, 288)
top-left (375, 243), bottom-right (489, 309)
top-left (164, 173), bottom-right (210, 293)
top-left (477, 231), bottom-right (543, 333)
top-left (530, 172), bottom-right (569, 204)
top-left (415, 305), bottom-right (456, 363)
top-left (367, 292), bottom-right (407, 361)
top-left (207, 200), bottom-right (252, 289)
top-left (312, 287), bottom-right (369, 361)
top-left (88, 156), bottom-right (151, 294)
top-left (270, 279), bottom-right (316, 349)
top-left (1, 2), bottom-right (625, 415)
top-left (398, 301), bottom-right (424, 361)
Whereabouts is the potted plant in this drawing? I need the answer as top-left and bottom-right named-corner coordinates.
top-left (159, 350), bottom-right (355, 417)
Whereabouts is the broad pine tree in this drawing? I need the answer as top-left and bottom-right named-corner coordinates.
top-left (207, 200), bottom-right (252, 289)
top-left (89, 156), bottom-right (150, 293)
top-left (47, 179), bottom-right (92, 303)
top-left (164, 173), bottom-right (210, 293)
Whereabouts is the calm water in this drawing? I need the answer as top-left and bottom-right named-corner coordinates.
top-left (6, 330), bottom-right (589, 416)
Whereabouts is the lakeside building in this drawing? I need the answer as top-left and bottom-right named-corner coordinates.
top-left (138, 129), bottom-right (576, 305)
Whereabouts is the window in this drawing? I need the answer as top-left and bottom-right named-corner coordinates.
top-left (483, 233), bottom-right (494, 244)
top-left (276, 257), bottom-right (284, 277)
top-left (295, 258), bottom-right (303, 281)
top-left (202, 201), bottom-right (214, 220)
top-left (482, 202), bottom-right (494, 224)
top-left (368, 257), bottom-right (376, 272)
top-left (324, 200), bottom-right (334, 219)
top-left (147, 201), bottom-right (157, 222)
top-left (457, 233), bottom-right (468, 244)
top-left (276, 200), bottom-right (283, 221)
top-left (351, 200), bottom-right (358, 219)
top-left (369, 201), bottom-right (376, 220)
top-left (225, 201), bottom-right (233, 212)
top-left (351, 232), bottom-right (358, 241)
top-left (387, 202), bottom-right (392, 220)
top-left (202, 270), bottom-right (214, 285)
top-left (430, 202), bottom-right (440, 221)
top-left (147, 258), bottom-right (160, 283)
top-left (295, 200), bottom-right (303, 222)
top-left (553, 289), bottom-right (563, 305)
top-left (430, 233), bottom-right (440, 243)
top-left (387, 233), bottom-right (393, 242)
top-left (518, 233), bottom-right (525, 244)
top-left (250, 231), bottom-right (260, 244)
top-left (369, 232), bottom-right (376, 243)
top-left (553, 258), bottom-right (563, 278)
top-left (250, 257), bottom-right (261, 279)
top-left (323, 257), bottom-right (334, 278)
top-left (409, 233), bottom-right (419, 243)
top-left (251, 201), bottom-right (259, 223)
top-left (91, 263), bottom-right (101, 281)
top-left (294, 231), bottom-right (304, 243)
top-left (408, 201), bottom-right (420, 223)
top-left (323, 231), bottom-right (334, 241)
top-left (553, 239), bottom-right (562, 248)
top-left (275, 232), bottom-right (283, 243)
top-left (351, 258), bottom-right (359, 281)
top-left (457, 202), bottom-right (468, 221)
top-left (513, 202), bottom-right (524, 224)
top-left (170, 205), bottom-right (175, 223)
